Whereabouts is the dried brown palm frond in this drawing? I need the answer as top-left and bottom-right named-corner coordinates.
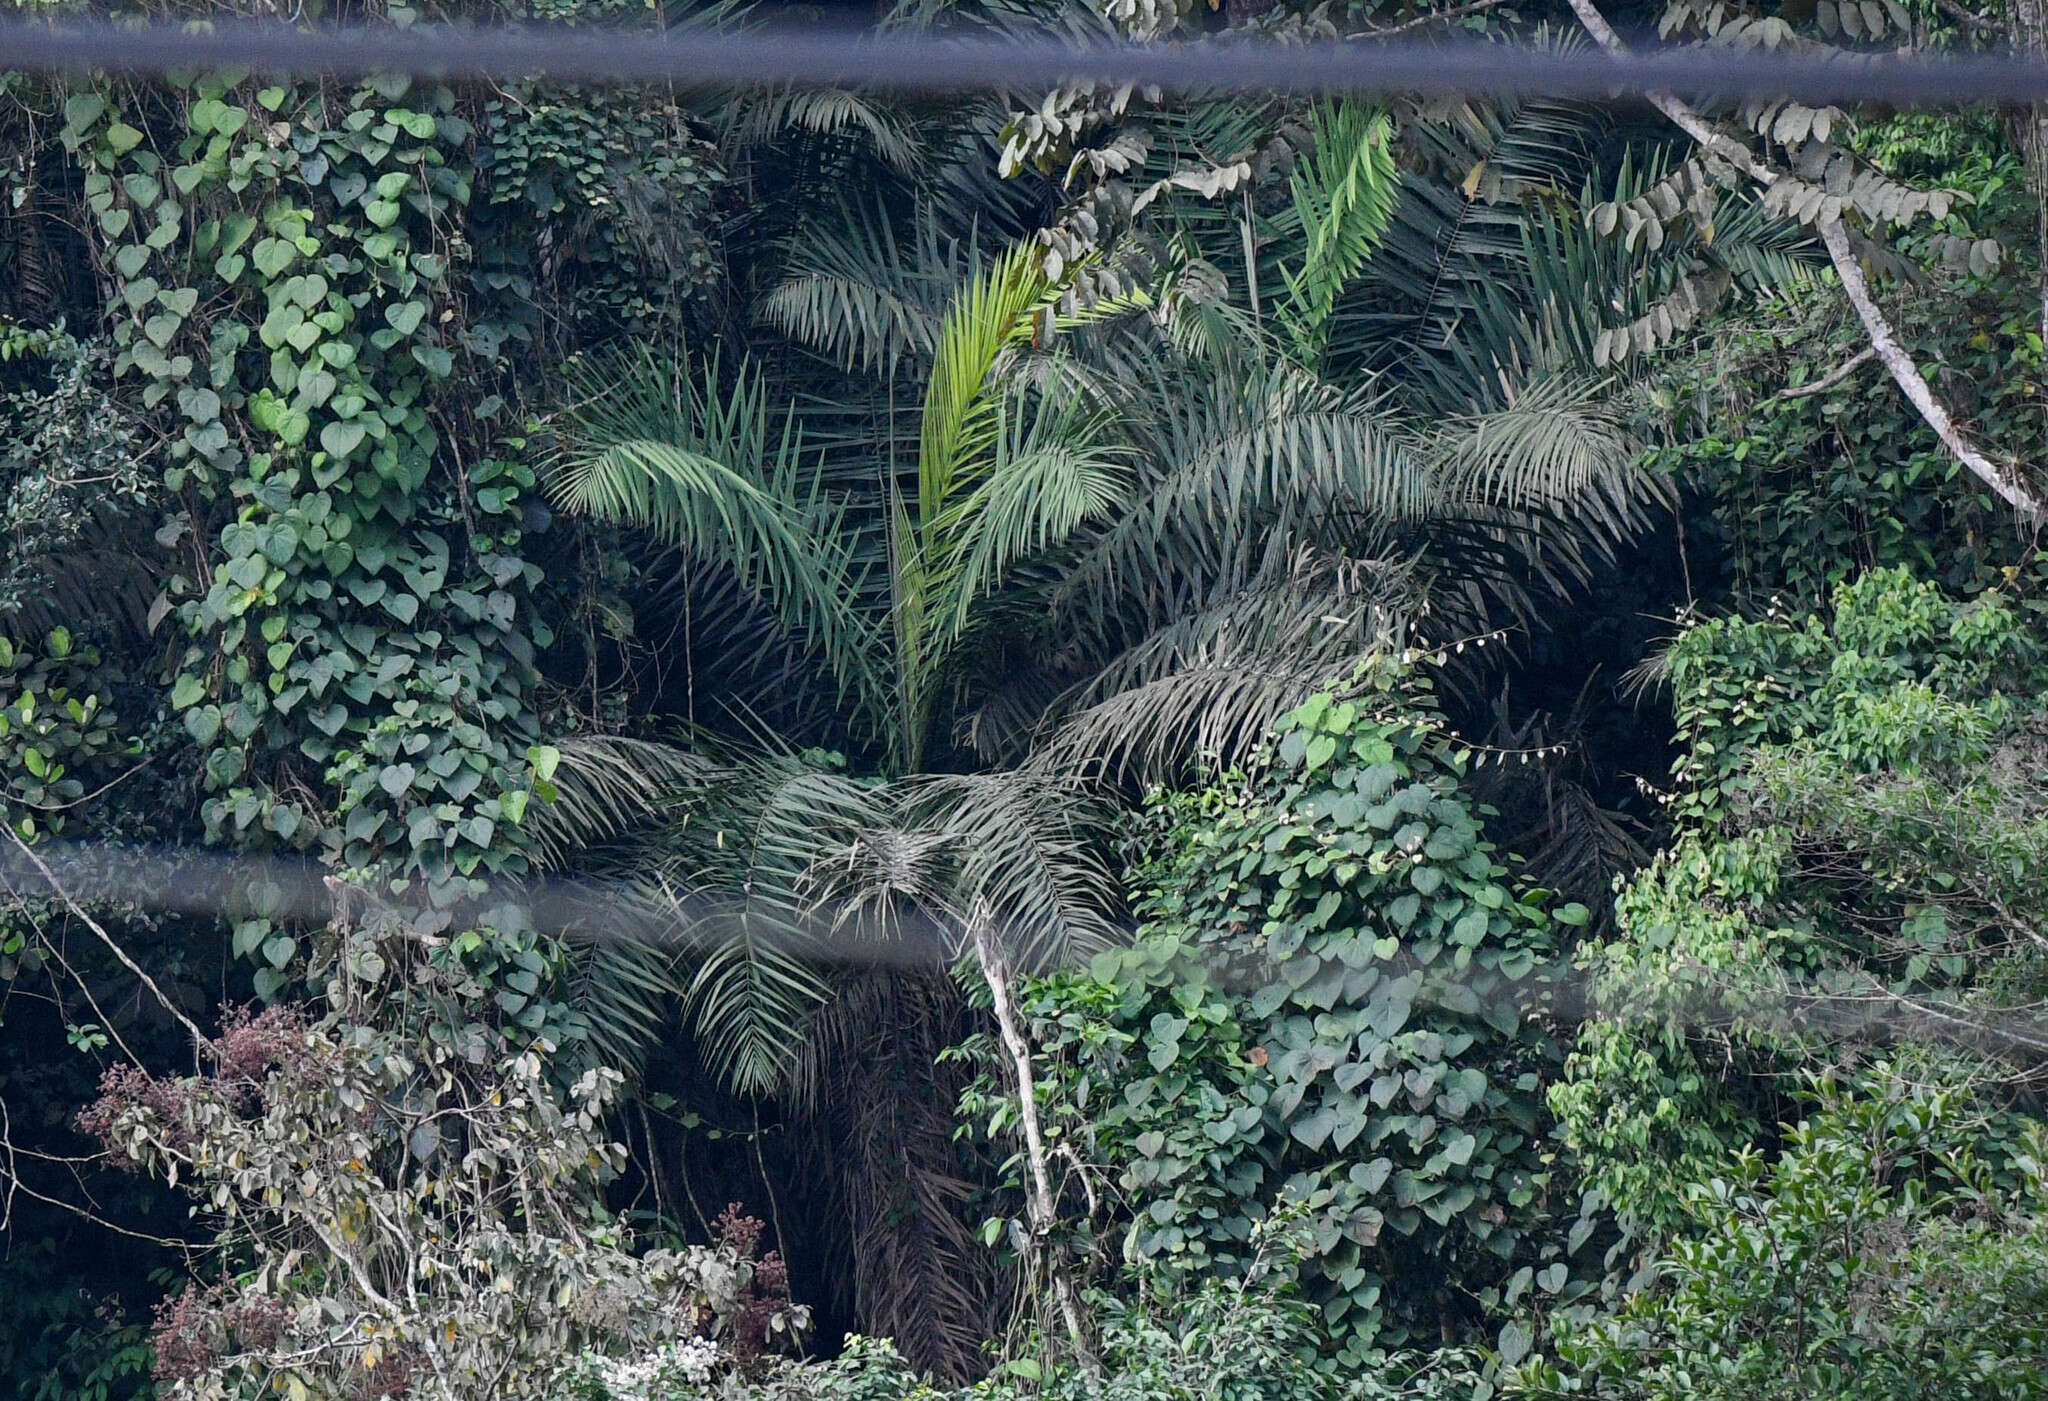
top-left (790, 968), bottom-right (1012, 1381)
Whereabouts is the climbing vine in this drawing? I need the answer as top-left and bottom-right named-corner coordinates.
top-left (56, 63), bottom-right (560, 1000)
top-left (975, 670), bottom-right (1600, 1368)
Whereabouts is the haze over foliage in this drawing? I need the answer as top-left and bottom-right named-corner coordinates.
top-left (3, 0), bottom-right (2047, 1396)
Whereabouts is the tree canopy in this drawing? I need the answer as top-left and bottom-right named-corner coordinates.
top-left (3, 0), bottom-right (2047, 1396)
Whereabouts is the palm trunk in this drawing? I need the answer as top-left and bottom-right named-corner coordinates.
top-left (791, 968), bottom-right (1010, 1381)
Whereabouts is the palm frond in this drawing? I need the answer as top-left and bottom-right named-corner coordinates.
top-left (1032, 564), bottom-right (1410, 781)
top-left (519, 736), bottom-right (718, 1072)
top-left (563, 933), bottom-right (682, 1075)
top-left (526, 734), bottom-right (713, 870)
top-left (917, 243), bottom-right (1048, 524)
top-left (541, 346), bottom-right (881, 713)
top-left (682, 756), bottom-right (891, 1094)
top-left (680, 910), bottom-right (837, 1097)
top-left (1427, 373), bottom-right (1672, 551)
top-left (727, 88), bottom-right (932, 174)
top-left (1274, 102), bottom-right (1400, 364)
top-left (1049, 359), bottom-right (1434, 639)
top-left (934, 398), bottom-right (1128, 638)
top-left (898, 770), bottom-right (1124, 972)
top-left (757, 202), bottom-right (966, 377)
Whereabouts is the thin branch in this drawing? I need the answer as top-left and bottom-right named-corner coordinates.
top-left (1817, 217), bottom-right (2045, 520)
top-left (0, 1152), bottom-right (196, 1249)
top-left (2, 824), bottom-right (211, 1054)
top-left (0, 1097), bottom-right (12, 1233)
top-left (1563, 0), bottom-right (2046, 522)
top-left (1346, 0), bottom-right (1511, 38)
top-left (1773, 345), bottom-right (1877, 400)
top-left (972, 908), bottom-right (1098, 1376)
top-left (1933, 0), bottom-right (2001, 34)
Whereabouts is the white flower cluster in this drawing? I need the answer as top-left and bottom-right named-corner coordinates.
top-left (573, 1336), bottom-right (724, 1400)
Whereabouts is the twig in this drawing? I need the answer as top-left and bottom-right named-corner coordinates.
top-left (1347, 0), bottom-right (1510, 38)
top-left (1933, 0), bottom-right (2001, 34)
top-left (0, 1155), bottom-right (194, 1249)
top-left (0, 1097), bottom-right (13, 1233)
top-left (1773, 345), bottom-right (1877, 399)
top-left (2, 824), bottom-right (211, 1054)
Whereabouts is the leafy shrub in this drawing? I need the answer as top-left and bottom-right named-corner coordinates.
top-left (1554, 568), bottom-right (2048, 1235)
top-left (971, 671), bottom-right (1594, 1365)
top-left (1518, 1066), bottom-right (2048, 1401)
top-left (76, 920), bottom-right (806, 1401)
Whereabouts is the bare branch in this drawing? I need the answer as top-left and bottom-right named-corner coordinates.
top-left (2, 823), bottom-right (211, 1053)
top-left (1346, 0), bottom-right (1511, 38)
top-left (1773, 346), bottom-right (1877, 400)
top-left (1817, 217), bottom-right (2045, 519)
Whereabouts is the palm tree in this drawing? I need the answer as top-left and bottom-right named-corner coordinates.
top-left (525, 59), bottom-right (1795, 1369)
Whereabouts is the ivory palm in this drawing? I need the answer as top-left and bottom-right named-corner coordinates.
top-left (532, 84), bottom-right (1692, 1379)
top-left (540, 242), bottom-right (1129, 1095)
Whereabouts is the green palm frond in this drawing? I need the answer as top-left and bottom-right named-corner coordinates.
top-left (933, 397), bottom-right (1128, 638)
top-left (1032, 564), bottom-right (1411, 780)
top-left (1428, 373), bottom-right (1671, 551)
top-left (1050, 359), bottom-right (1434, 639)
top-left (757, 202), bottom-right (966, 377)
top-left (520, 735), bottom-right (717, 1072)
top-left (917, 243), bottom-right (1048, 524)
top-left (525, 734), bottom-right (712, 870)
top-left (541, 346), bottom-right (881, 712)
top-left (1342, 91), bottom-right (1607, 389)
top-left (1274, 102), bottom-right (1399, 364)
top-left (681, 910), bottom-right (836, 1097)
top-left (564, 933), bottom-right (682, 1075)
top-left (727, 89), bottom-right (932, 174)
top-left (655, 753), bottom-right (891, 1095)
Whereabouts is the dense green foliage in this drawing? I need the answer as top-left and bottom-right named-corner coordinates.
top-left (1551, 567), bottom-right (2048, 1234)
top-left (6, 0), bottom-right (2048, 1394)
top-left (1524, 1069), bottom-right (2048, 1401)
top-left (987, 672), bottom-right (1590, 1365)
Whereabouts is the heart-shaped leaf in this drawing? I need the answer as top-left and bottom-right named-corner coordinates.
top-left (321, 420), bottom-right (367, 459)
top-left (384, 300), bottom-right (427, 336)
top-left (251, 237), bottom-right (297, 279)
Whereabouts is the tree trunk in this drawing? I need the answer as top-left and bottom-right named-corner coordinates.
top-left (790, 968), bottom-right (1010, 1381)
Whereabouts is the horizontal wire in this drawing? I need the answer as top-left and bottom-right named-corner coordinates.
top-left (7, 838), bottom-right (2045, 1060)
top-left (1, 19), bottom-right (2047, 106)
